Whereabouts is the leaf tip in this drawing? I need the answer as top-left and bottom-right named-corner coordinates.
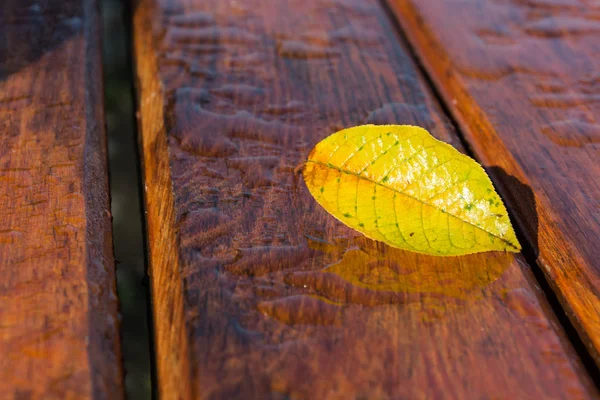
top-left (503, 231), bottom-right (522, 253)
top-left (508, 239), bottom-right (522, 253)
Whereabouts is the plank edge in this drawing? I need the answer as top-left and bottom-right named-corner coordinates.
top-left (85, 0), bottom-right (124, 397)
top-left (132, 0), bottom-right (195, 398)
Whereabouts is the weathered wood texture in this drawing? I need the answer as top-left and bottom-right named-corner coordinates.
top-left (387, 0), bottom-right (600, 364)
top-left (133, 0), bottom-right (598, 398)
top-left (0, 0), bottom-right (123, 398)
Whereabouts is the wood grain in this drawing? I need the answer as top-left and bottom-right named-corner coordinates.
top-left (386, 0), bottom-right (600, 365)
top-left (132, 0), bottom-right (599, 398)
top-left (0, 0), bottom-right (124, 398)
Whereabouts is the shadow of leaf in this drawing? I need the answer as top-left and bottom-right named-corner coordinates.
top-left (486, 166), bottom-right (538, 258)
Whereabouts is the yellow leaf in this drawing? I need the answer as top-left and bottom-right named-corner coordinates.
top-left (303, 125), bottom-right (521, 256)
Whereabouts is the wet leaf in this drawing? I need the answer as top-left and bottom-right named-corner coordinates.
top-left (303, 125), bottom-right (521, 256)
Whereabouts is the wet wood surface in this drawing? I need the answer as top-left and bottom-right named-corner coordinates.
top-left (0, 0), bottom-right (123, 398)
top-left (133, 0), bottom-right (599, 398)
top-left (387, 0), bottom-right (600, 365)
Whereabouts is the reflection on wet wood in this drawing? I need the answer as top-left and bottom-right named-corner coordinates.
top-left (387, 0), bottom-right (600, 365)
top-left (133, 0), bottom-right (598, 398)
top-left (0, 0), bottom-right (123, 398)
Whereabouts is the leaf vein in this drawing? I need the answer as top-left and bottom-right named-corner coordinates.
top-left (306, 160), bottom-right (518, 250)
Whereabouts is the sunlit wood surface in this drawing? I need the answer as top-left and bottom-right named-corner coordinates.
top-left (0, 0), bottom-right (123, 398)
top-left (132, 0), bottom-right (599, 398)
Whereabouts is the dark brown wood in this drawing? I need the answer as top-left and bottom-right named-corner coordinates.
top-left (133, 0), bottom-right (599, 398)
top-left (0, 0), bottom-right (123, 398)
top-left (386, 0), bottom-right (600, 365)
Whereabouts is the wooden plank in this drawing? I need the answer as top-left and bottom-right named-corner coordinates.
top-left (132, 0), bottom-right (599, 398)
top-left (386, 0), bottom-right (600, 364)
top-left (0, 0), bottom-right (124, 398)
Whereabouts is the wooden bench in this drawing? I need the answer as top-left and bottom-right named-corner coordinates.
top-left (1, 0), bottom-right (599, 398)
top-left (0, 0), bottom-right (123, 398)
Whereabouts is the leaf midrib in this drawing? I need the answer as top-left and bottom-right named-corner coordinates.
top-left (305, 159), bottom-right (519, 251)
